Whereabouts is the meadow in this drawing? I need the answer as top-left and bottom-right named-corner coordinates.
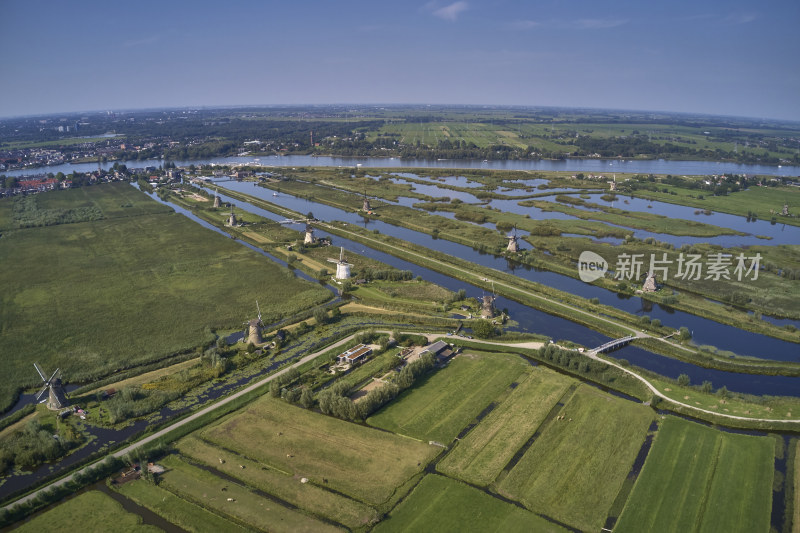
top-left (115, 480), bottom-right (249, 533)
top-left (614, 416), bottom-right (773, 533)
top-left (367, 351), bottom-right (531, 443)
top-left (437, 366), bottom-right (573, 485)
top-left (0, 183), bottom-right (331, 411)
top-left (497, 384), bottom-right (654, 532)
top-left (176, 435), bottom-right (379, 529)
top-left (156, 455), bottom-right (342, 533)
top-left (14, 490), bottom-right (158, 533)
top-left (373, 474), bottom-right (568, 533)
top-left (199, 396), bottom-right (438, 506)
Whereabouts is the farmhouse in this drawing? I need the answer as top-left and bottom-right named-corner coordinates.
top-left (421, 340), bottom-right (453, 359)
top-left (337, 344), bottom-right (372, 365)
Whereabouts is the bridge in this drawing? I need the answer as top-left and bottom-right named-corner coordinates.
top-left (591, 335), bottom-right (636, 354)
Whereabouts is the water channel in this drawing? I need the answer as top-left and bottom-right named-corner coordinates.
top-left (211, 179), bottom-right (800, 363)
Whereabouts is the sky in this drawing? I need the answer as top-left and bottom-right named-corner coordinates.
top-left (1, 0), bottom-right (799, 121)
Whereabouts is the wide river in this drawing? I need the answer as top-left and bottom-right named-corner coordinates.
top-left (5, 154), bottom-right (800, 178)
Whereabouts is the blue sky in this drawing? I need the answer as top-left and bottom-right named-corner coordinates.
top-left (1, 0), bottom-right (798, 120)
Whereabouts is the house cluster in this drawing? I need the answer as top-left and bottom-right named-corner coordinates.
top-left (0, 148), bottom-right (64, 171)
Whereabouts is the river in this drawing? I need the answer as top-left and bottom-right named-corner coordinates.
top-left (5, 154), bottom-right (799, 178)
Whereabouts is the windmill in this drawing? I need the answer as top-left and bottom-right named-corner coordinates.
top-left (33, 363), bottom-right (68, 410)
top-left (227, 204), bottom-right (237, 227)
top-left (609, 174), bottom-right (617, 191)
top-left (243, 301), bottom-right (263, 345)
top-left (304, 224), bottom-right (316, 245)
top-left (362, 189), bottom-right (371, 213)
top-left (481, 282), bottom-right (497, 319)
top-left (506, 225), bottom-right (520, 253)
top-left (327, 247), bottom-right (353, 280)
top-left (213, 187), bottom-right (221, 208)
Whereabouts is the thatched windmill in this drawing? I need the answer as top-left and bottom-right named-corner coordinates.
top-left (481, 282), bottom-right (497, 319)
top-left (33, 363), bottom-right (68, 410)
top-left (304, 224), bottom-right (316, 245)
top-left (213, 187), bottom-right (221, 208)
top-left (506, 225), bottom-right (520, 253)
top-left (244, 301), bottom-right (263, 345)
top-left (327, 247), bottom-right (353, 280)
top-left (362, 190), bottom-right (371, 212)
top-left (227, 204), bottom-right (237, 227)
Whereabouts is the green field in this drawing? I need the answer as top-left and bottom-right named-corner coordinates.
top-left (115, 479), bottom-right (249, 533)
top-left (437, 367), bottom-right (573, 486)
top-left (177, 435), bottom-right (379, 529)
top-left (367, 351), bottom-right (530, 443)
top-left (373, 474), bottom-right (568, 533)
top-left (497, 384), bottom-right (654, 532)
top-left (200, 396), bottom-right (438, 506)
top-left (14, 490), bottom-right (159, 532)
top-left (156, 454), bottom-right (342, 533)
top-left (0, 183), bottom-right (330, 411)
top-left (614, 416), bottom-right (773, 533)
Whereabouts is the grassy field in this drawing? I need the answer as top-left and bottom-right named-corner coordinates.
top-left (115, 479), bottom-right (250, 533)
top-left (0, 183), bottom-right (330, 411)
top-left (614, 416), bottom-right (773, 533)
top-left (199, 396), bottom-right (438, 506)
top-left (630, 182), bottom-right (800, 226)
top-left (367, 351), bottom-right (530, 443)
top-left (497, 384), bottom-right (654, 532)
top-left (14, 490), bottom-right (159, 532)
top-left (176, 435), bottom-right (379, 529)
top-left (437, 366), bottom-right (573, 485)
top-left (156, 454), bottom-right (342, 533)
top-left (373, 474), bottom-right (568, 533)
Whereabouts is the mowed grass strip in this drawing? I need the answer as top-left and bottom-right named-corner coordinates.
top-left (373, 474), bottom-right (568, 533)
top-left (177, 435), bottom-right (379, 529)
top-left (14, 490), bottom-right (160, 533)
top-left (367, 351), bottom-right (530, 443)
top-left (201, 397), bottom-right (437, 506)
top-left (157, 455), bottom-right (343, 533)
top-left (115, 479), bottom-right (250, 533)
top-left (615, 416), bottom-right (773, 533)
top-left (438, 366), bottom-right (573, 486)
top-left (497, 384), bottom-right (654, 532)
top-left (0, 183), bottom-right (330, 410)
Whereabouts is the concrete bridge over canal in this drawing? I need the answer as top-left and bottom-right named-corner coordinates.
top-left (591, 335), bottom-right (637, 354)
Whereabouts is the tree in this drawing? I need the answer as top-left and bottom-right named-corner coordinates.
top-left (300, 388), bottom-right (314, 409)
top-left (313, 307), bottom-right (328, 326)
top-left (701, 380), bottom-right (713, 393)
top-left (471, 319), bottom-right (496, 338)
top-left (677, 374), bottom-right (690, 387)
top-left (679, 327), bottom-right (691, 340)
